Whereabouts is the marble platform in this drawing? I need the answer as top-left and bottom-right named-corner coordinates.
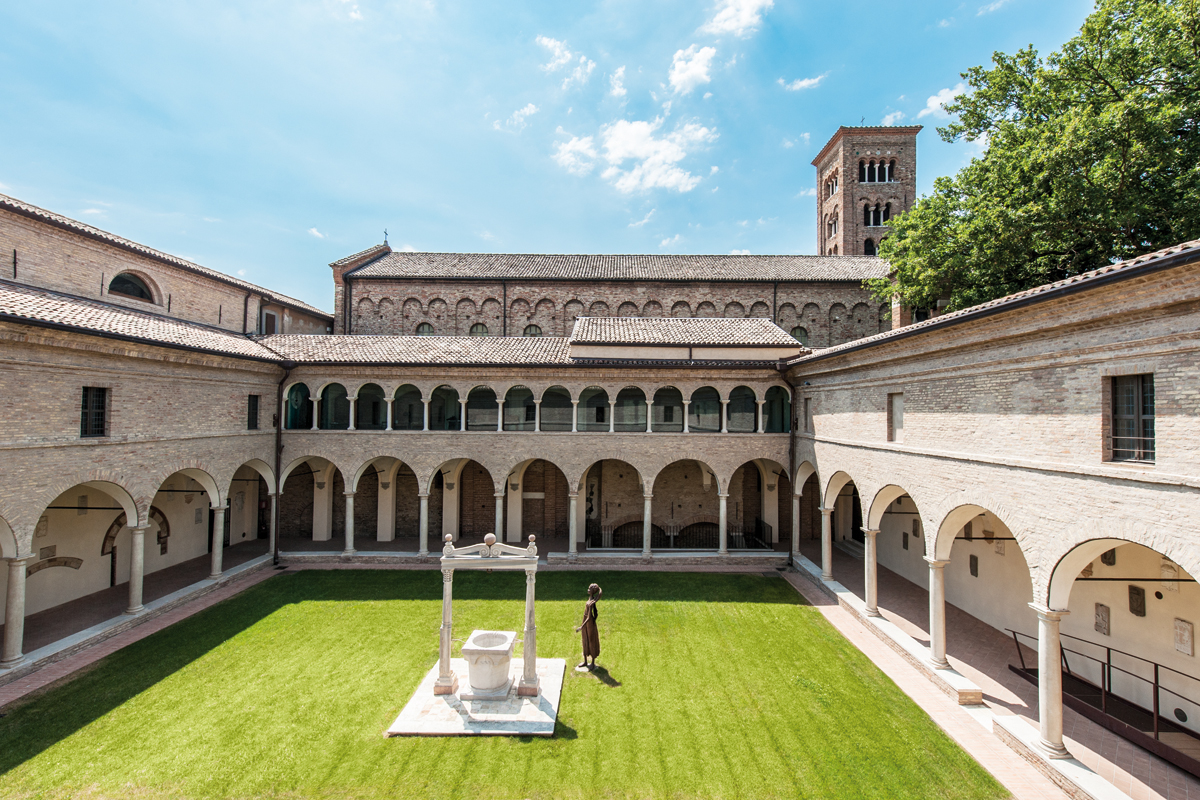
top-left (385, 657), bottom-right (566, 737)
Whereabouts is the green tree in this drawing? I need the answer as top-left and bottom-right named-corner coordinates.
top-left (870, 0), bottom-right (1200, 313)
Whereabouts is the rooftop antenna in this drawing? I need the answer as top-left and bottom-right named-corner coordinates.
top-left (860, 116), bottom-right (865, 124)
top-left (384, 228), bottom-right (389, 245)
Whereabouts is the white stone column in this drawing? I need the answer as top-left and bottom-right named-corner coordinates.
top-left (720, 400), bottom-right (729, 433)
top-left (820, 508), bottom-right (833, 581)
top-left (642, 493), bottom-right (653, 557)
top-left (434, 565), bottom-right (457, 695)
top-left (494, 492), bottom-right (504, 540)
top-left (863, 528), bottom-right (881, 617)
top-left (571, 400), bottom-right (579, 432)
top-left (347, 398), bottom-right (357, 431)
top-left (926, 557), bottom-right (951, 669)
top-left (459, 398), bottom-right (467, 431)
top-left (645, 399), bottom-right (653, 433)
top-left (209, 505), bottom-right (227, 579)
top-left (756, 400), bottom-right (766, 433)
top-left (791, 493), bottom-right (801, 560)
top-left (1031, 604), bottom-right (1071, 758)
top-left (418, 491), bottom-right (430, 556)
top-left (608, 400), bottom-right (616, 433)
top-left (422, 398), bottom-right (430, 431)
top-left (126, 525), bottom-right (148, 614)
top-left (1, 556), bottom-right (34, 667)
top-left (718, 492), bottom-right (729, 555)
top-left (342, 492), bottom-right (357, 555)
top-left (682, 400), bottom-right (691, 433)
top-left (310, 398), bottom-right (319, 430)
top-left (519, 568), bottom-right (539, 696)
top-left (268, 492), bottom-right (278, 556)
top-left (534, 401), bottom-right (541, 432)
top-left (568, 492), bottom-right (578, 560)
top-left (496, 397), bottom-right (504, 432)
top-left (385, 398), bottom-right (394, 431)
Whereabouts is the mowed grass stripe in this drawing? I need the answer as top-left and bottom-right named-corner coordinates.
top-left (0, 570), bottom-right (1008, 800)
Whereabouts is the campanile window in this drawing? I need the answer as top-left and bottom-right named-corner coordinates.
top-left (81, 387), bottom-right (108, 438)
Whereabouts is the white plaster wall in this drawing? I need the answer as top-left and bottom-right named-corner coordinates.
top-left (26, 486), bottom-right (128, 616)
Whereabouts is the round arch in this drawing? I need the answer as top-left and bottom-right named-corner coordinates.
top-left (229, 459), bottom-right (277, 495)
top-left (822, 470), bottom-right (855, 509)
top-left (867, 484), bottom-right (913, 530)
top-left (0, 514), bottom-right (16, 558)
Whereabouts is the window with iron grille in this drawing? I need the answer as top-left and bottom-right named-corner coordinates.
top-left (1111, 374), bottom-right (1154, 462)
top-left (248, 395), bottom-right (260, 430)
top-left (80, 387), bottom-right (107, 438)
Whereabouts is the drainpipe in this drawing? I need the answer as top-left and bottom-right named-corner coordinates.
top-left (274, 361), bottom-right (296, 566)
top-left (772, 281), bottom-right (778, 324)
top-left (788, 379), bottom-right (798, 568)
top-left (344, 276), bottom-right (353, 334)
top-left (242, 292), bottom-right (251, 334)
top-left (502, 280), bottom-right (507, 336)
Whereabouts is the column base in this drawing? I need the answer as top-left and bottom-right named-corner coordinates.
top-left (821, 571), bottom-right (833, 581)
top-left (0, 655), bottom-right (25, 669)
top-left (124, 605), bottom-right (144, 616)
top-left (1036, 738), bottom-right (1071, 760)
top-left (865, 607), bottom-right (882, 618)
top-left (433, 673), bottom-right (459, 696)
top-left (517, 678), bottom-right (540, 697)
top-left (207, 573), bottom-right (222, 581)
top-left (718, 549), bottom-right (728, 556)
top-left (928, 656), bottom-right (951, 670)
top-left (418, 550), bottom-right (429, 558)
top-left (341, 549), bottom-right (358, 557)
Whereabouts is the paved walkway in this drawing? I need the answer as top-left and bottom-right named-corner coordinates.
top-left (799, 540), bottom-right (1200, 800)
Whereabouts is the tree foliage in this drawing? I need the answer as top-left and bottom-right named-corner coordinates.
top-left (869, 0), bottom-right (1200, 312)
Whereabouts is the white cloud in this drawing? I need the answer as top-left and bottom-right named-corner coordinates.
top-left (337, 0), bottom-right (362, 20)
top-left (938, 18), bottom-right (953, 27)
top-left (669, 45), bottom-right (717, 95)
top-left (478, 230), bottom-right (498, 243)
top-left (710, 165), bottom-right (719, 174)
top-left (729, 249), bottom-right (750, 255)
top-left (882, 110), bottom-right (905, 126)
top-left (978, 0), bottom-right (1010, 14)
top-left (660, 234), bottom-right (681, 247)
top-left (782, 139), bottom-right (794, 148)
top-left (537, 36), bottom-right (573, 71)
top-left (795, 187), bottom-right (817, 197)
top-left (307, 227), bottom-right (326, 239)
top-left (237, 269), bottom-right (246, 276)
top-left (701, 0), bottom-right (774, 37)
top-left (778, 73), bottom-right (827, 92)
top-left (599, 118), bottom-right (718, 193)
top-left (494, 103), bottom-right (539, 132)
top-left (703, 91), bottom-right (713, 99)
top-left (917, 83), bottom-right (965, 118)
top-left (553, 134), bottom-right (599, 175)
top-left (563, 54), bottom-right (595, 90)
top-left (80, 208), bottom-right (104, 216)
top-left (610, 66), bottom-right (627, 97)
top-left (398, 244), bottom-right (418, 252)
top-left (202, 216), bottom-right (220, 223)
top-left (662, 100), bottom-right (673, 116)
top-left (629, 209), bottom-right (656, 227)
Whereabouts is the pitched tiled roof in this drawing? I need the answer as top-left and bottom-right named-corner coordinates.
top-left (344, 252), bottom-right (888, 282)
top-left (330, 243), bottom-right (391, 268)
top-left (789, 238), bottom-right (1200, 365)
top-left (0, 281), bottom-right (280, 360)
top-left (570, 317), bottom-right (800, 346)
top-left (0, 193), bottom-right (332, 320)
top-left (256, 334), bottom-right (574, 365)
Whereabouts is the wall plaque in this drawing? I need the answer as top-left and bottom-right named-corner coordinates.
top-left (1176, 619), bottom-right (1194, 657)
top-left (1129, 585), bottom-right (1146, 617)
top-left (1101, 548), bottom-right (1116, 566)
top-left (1095, 603), bottom-right (1110, 636)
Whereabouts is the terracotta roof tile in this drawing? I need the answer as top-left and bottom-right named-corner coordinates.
top-left (570, 317), bottom-right (800, 346)
top-left (0, 193), bottom-right (332, 320)
top-left (0, 281), bottom-right (279, 360)
top-left (256, 334), bottom-right (574, 365)
top-left (344, 252), bottom-right (888, 282)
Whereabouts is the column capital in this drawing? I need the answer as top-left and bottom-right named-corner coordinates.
top-left (130, 525), bottom-right (151, 534)
top-left (568, 490), bottom-right (579, 498)
top-left (268, 491), bottom-right (279, 498)
top-left (344, 491), bottom-right (356, 498)
top-left (861, 528), bottom-right (880, 537)
top-left (494, 491), bottom-right (506, 498)
top-left (717, 490), bottom-right (729, 498)
top-left (924, 556), bottom-right (951, 567)
top-left (1029, 603), bottom-right (1069, 621)
top-left (418, 490), bottom-right (430, 498)
top-left (210, 504), bottom-right (229, 512)
top-left (643, 492), bottom-right (653, 500)
top-left (820, 507), bottom-right (833, 517)
top-left (7, 554), bottom-right (36, 565)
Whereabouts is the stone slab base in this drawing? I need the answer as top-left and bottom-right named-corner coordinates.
top-left (993, 713), bottom-right (1132, 800)
top-left (280, 552), bottom-right (439, 565)
top-left (547, 551), bottom-right (789, 566)
top-left (386, 658), bottom-right (566, 737)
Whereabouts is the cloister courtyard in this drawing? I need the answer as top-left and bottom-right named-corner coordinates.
top-left (0, 569), bottom-right (1008, 800)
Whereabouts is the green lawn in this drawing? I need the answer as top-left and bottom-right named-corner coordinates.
top-left (0, 570), bottom-right (1007, 799)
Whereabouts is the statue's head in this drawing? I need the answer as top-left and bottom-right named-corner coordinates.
top-left (588, 583), bottom-right (602, 599)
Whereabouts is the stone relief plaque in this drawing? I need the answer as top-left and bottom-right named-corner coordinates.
top-left (1101, 548), bottom-right (1116, 566)
top-left (1161, 559), bottom-right (1179, 593)
top-left (1128, 585), bottom-right (1146, 617)
top-left (994, 540), bottom-right (1005, 556)
top-left (1095, 603), bottom-right (1110, 636)
top-left (1080, 562), bottom-right (1094, 578)
top-left (1176, 619), bottom-right (1194, 657)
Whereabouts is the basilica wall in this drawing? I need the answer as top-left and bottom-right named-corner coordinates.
top-left (342, 277), bottom-right (889, 346)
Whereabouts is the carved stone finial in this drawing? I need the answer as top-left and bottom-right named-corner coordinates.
top-left (528, 534), bottom-right (536, 543)
top-left (444, 533), bottom-right (453, 543)
top-left (484, 533), bottom-right (497, 546)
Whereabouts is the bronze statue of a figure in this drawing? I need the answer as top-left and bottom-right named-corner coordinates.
top-left (574, 583), bottom-right (602, 670)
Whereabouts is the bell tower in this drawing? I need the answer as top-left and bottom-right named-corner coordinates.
top-left (813, 126), bottom-right (921, 257)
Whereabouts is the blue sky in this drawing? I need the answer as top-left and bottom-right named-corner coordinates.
top-left (0, 0), bottom-right (1094, 311)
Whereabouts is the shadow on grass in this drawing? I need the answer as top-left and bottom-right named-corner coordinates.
top-left (0, 568), bottom-right (798, 777)
top-left (585, 666), bottom-right (621, 687)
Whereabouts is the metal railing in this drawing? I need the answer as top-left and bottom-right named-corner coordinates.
top-left (1008, 628), bottom-right (1199, 741)
top-left (582, 518), bottom-right (777, 550)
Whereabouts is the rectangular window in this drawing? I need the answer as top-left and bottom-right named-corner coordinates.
top-left (262, 311), bottom-right (277, 335)
top-left (247, 394), bottom-right (260, 430)
top-left (1111, 374), bottom-right (1154, 461)
top-left (887, 392), bottom-right (904, 442)
top-left (595, 405), bottom-right (606, 424)
top-left (663, 406), bottom-right (674, 423)
top-left (80, 387), bottom-right (107, 438)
